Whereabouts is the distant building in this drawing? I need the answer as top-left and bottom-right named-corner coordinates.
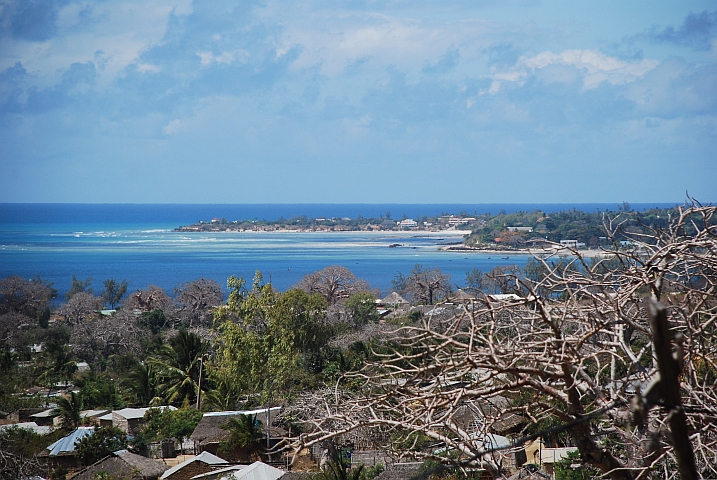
top-left (399, 219), bottom-right (418, 229)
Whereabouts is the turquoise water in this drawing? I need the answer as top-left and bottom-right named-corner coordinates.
top-left (0, 203), bottom-right (675, 297)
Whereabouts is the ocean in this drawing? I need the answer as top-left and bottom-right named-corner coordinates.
top-left (0, 203), bottom-right (677, 300)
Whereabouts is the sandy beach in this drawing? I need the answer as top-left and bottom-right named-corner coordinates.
top-left (440, 245), bottom-right (615, 258)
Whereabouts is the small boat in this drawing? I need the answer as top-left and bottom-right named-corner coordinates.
top-left (502, 256), bottom-right (509, 259)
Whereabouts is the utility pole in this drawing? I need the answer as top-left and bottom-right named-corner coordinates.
top-left (196, 356), bottom-right (204, 410)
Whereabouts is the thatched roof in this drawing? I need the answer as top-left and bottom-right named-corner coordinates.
top-left (72, 450), bottom-right (169, 480)
top-left (448, 289), bottom-right (477, 302)
top-left (380, 292), bottom-right (408, 305)
top-left (190, 409), bottom-right (283, 445)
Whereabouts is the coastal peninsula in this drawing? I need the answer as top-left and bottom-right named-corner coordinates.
top-left (175, 204), bottom-right (682, 255)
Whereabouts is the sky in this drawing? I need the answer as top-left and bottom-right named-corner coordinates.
top-left (0, 0), bottom-right (715, 204)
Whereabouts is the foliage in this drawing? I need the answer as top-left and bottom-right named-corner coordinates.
top-left (554, 450), bottom-right (600, 480)
top-left (66, 275), bottom-right (93, 300)
top-left (53, 391), bottom-right (83, 430)
top-left (100, 279), bottom-right (129, 309)
top-left (139, 309), bottom-right (169, 334)
top-left (316, 447), bottom-right (365, 480)
top-left (121, 363), bottom-right (160, 407)
top-left (75, 425), bottom-right (128, 466)
top-left (36, 332), bottom-right (77, 386)
top-left (141, 407), bottom-right (202, 452)
top-left (219, 414), bottom-right (263, 455)
top-left (150, 330), bottom-right (209, 405)
top-left (76, 372), bottom-right (124, 410)
top-left (0, 425), bottom-right (63, 479)
top-left (214, 272), bottom-right (332, 401)
top-left (344, 292), bottom-right (379, 327)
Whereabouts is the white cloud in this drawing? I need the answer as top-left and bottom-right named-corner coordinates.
top-left (163, 118), bottom-right (184, 135)
top-left (490, 49), bottom-right (659, 91)
top-left (197, 50), bottom-right (249, 66)
top-left (0, 0), bottom-right (188, 88)
top-left (275, 11), bottom-right (496, 77)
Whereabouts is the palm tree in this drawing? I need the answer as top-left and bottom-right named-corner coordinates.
top-left (219, 414), bottom-right (263, 455)
top-left (121, 363), bottom-right (161, 406)
top-left (319, 446), bottom-right (365, 480)
top-left (203, 372), bottom-right (242, 411)
top-left (150, 330), bottom-right (208, 405)
top-left (53, 391), bottom-right (82, 430)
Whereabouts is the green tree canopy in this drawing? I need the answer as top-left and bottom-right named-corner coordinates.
top-left (150, 330), bottom-right (209, 406)
top-left (100, 278), bottom-right (129, 309)
top-left (75, 425), bottom-right (128, 466)
top-left (344, 292), bottom-right (379, 327)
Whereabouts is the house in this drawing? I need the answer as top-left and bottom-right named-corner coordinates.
top-left (447, 289), bottom-right (477, 303)
top-left (41, 426), bottom-right (95, 470)
top-left (221, 461), bottom-right (285, 480)
top-left (378, 292), bottom-right (409, 308)
top-left (160, 451), bottom-right (228, 480)
top-left (523, 439), bottom-right (577, 475)
top-left (72, 449), bottom-right (169, 480)
top-left (559, 240), bottom-right (578, 249)
top-left (29, 407), bottom-right (59, 426)
top-left (99, 406), bottom-right (177, 435)
top-left (399, 219), bottom-right (418, 229)
top-left (189, 408), bottom-right (281, 461)
top-left (0, 421), bottom-right (53, 435)
top-left (80, 409), bottom-right (111, 426)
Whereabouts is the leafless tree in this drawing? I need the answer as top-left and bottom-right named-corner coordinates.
top-left (0, 275), bottom-right (54, 319)
top-left (58, 292), bottom-right (103, 325)
top-left (175, 278), bottom-right (224, 327)
top-left (123, 285), bottom-right (173, 313)
top-left (482, 265), bottom-right (522, 294)
top-left (70, 308), bottom-right (144, 361)
top-left (294, 266), bottom-right (371, 305)
top-left (392, 264), bottom-right (451, 305)
top-left (286, 203), bottom-right (717, 480)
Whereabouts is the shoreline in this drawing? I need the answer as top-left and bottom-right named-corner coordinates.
top-left (441, 245), bottom-right (614, 258)
top-left (174, 228), bottom-right (473, 236)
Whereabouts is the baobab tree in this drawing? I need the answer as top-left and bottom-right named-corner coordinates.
top-left (294, 266), bottom-right (371, 305)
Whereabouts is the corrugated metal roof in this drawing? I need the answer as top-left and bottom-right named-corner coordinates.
top-left (98, 405), bottom-right (177, 421)
top-left (191, 465), bottom-right (245, 479)
top-left (46, 427), bottom-right (95, 455)
top-left (160, 451), bottom-right (228, 479)
top-left (225, 461), bottom-right (285, 480)
top-left (202, 407), bottom-right (281, 418)
top-left (0, 421), bottom-right (53, 435)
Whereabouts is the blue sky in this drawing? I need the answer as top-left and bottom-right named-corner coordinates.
top-left (0, 1), bottom-right (715, 203)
